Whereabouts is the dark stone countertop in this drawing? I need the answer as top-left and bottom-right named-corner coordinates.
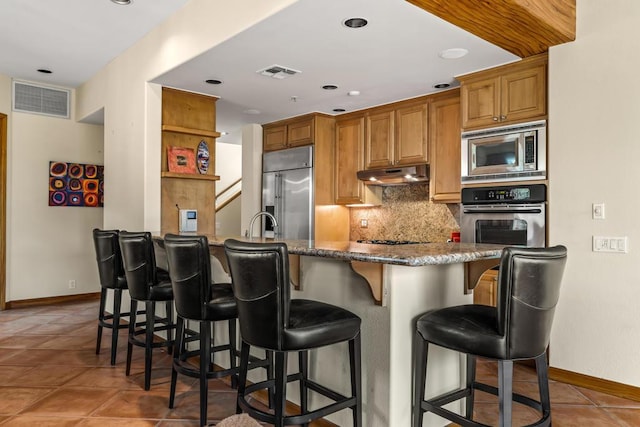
top-left (203, 236), bottom-right (505, 266)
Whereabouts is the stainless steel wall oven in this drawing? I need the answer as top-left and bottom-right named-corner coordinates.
top-left (460, 184), bottom-right (546, 247)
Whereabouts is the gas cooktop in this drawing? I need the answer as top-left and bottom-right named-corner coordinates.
top-left (356, 239), bottom-right (424, 245)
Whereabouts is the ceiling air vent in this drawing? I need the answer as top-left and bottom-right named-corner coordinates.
top-left (257, 64), bottom-right (301, 80)
top-left (13, 81), bottom-right (70, 119)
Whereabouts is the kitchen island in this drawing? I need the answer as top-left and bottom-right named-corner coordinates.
top-left (202, 237), bottom-right (504, 427)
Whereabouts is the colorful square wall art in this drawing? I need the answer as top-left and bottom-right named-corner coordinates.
top-left (49, 161), bottom-right (104, 207)
top-left (167, 146), bottom-right (196, 174)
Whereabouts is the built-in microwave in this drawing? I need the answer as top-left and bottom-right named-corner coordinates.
top-left (461, 120), bottom-right (546, 184)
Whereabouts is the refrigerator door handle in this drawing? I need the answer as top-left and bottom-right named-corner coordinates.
top-left (275, 173), bottom-right (283, 237)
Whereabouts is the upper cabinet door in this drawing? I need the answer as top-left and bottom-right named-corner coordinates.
top-left (263, 125), bottom-right (288, 152)
top-left (461, 77), bottom-right (501, 129)
top-left (395, 102), bottom-right (428, 166)
top-left (287, 118), bottom-right (314, 148)
top-left (365, 110), bottom-right (395, 169)
top-left (500, 64), bottom-right (546, 124)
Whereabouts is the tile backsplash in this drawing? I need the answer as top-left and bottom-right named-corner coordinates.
top-left (349, 184), bottom-right (459, 243)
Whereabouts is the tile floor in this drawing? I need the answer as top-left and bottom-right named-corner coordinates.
top-left (0, 299), bottom-right (639, 426)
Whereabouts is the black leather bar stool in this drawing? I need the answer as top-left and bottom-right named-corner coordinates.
top-left (164, 234), bottom-right (270, 427)
top-left (224, 239), bottom-right (362, 427)
top-left (412, 246), bottom-right (568, 427)
top-left (119, 231), bottom-right (175, 391)
top-left (93, 228), bottom-right (132, 365)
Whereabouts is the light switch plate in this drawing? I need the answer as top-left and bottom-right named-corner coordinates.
top-left (593, 236), bottom-right (628, 253)
top-left (592, 203), bottom-right (605, 220)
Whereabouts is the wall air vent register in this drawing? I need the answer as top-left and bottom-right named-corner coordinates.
top-left (12, 81), bottom-right (70, 119)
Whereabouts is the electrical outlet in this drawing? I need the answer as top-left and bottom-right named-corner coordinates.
top-left (592, 203), bottom-right (605, 220)
top-left (360, 219), bottom-right (368, 228)
top-left (593, 236), bottom-right (628, 253)
top-left (68, 279), bottom-right (76, 289)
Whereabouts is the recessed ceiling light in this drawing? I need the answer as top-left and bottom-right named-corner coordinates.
top-left (322, 85), bottom-right (338, 90)
top-left (343, 17), bottom-right (368, 28)
top-left (348, 90), bottom-right (360, 96)
top-left (333, 108), bottom-right (346, 113)
top-left (243, 109), bottom-right (261, 115)
top-left (205, 79), bottom-right (222, 85)
top-left (37, 69), bottom-right (52, 74)
top-left (220, 131), bottom-right (229, 136)
top-left (111, 0), bottom-right (132, 5)
top-left (438, 48), bottom-right (469, 59)
top-left (434, 83), bottom-right (450, 89)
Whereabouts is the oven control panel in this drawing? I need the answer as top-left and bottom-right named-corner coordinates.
top-left (462, 184), bottom-right (546, 204)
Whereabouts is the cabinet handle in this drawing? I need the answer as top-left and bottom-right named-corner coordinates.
top-left (493, 117), bottom-right (499, 121)
top-left (500, 115), bottom-right (507, 120)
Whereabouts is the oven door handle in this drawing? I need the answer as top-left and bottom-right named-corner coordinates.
top-left (462, 208), bottom-right (543, 214)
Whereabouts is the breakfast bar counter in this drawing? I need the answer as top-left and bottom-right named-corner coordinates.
top-left (206, 236), bottom-right (503, 266)
top-left (200, 236), bottom-right (504, 427)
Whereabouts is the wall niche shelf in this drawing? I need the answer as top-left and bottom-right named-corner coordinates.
top-left (161, 172), bottom-right (220, 181)
top-left (161, 124), bottom-right (220, 138)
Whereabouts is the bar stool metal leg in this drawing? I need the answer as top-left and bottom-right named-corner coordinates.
top-left (299, 349), bottom-right (308, 426)
top-left (412, 331), bottom-right (428, 427)
top-left (125, 300), bottom-right (138, 376)
top-left (110, 288), bottom-right (123, 365)
top-left (350, 333), bottom-right (362, 427)
top-left (96, 288), bottom-right (107, 355)
top-left (200, 320), bottom-right (211, 427)
top-left (498, 360), bottom-right (514, 427)
top-left (274, 351), bottom-right (288, 427)
top-left (466, 355), bottom-right (476, 419)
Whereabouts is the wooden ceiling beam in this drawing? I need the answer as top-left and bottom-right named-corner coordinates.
top-left (405, 0), bottom-right (576, 57)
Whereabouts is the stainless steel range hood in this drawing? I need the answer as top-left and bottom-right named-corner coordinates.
top-left (356, 164), bottom-right (429, 185)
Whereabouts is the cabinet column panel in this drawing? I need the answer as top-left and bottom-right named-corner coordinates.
top-left (429, 92), bottom-right (461, 203)
top-left (335, 116), bottom-right (365, 204)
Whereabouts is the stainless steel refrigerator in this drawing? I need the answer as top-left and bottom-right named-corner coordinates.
top-left (261, 145), bottom-right (314, 239)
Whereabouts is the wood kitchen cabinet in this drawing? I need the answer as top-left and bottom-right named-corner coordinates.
top-left (335, 114), bottom-right (382, 205)
top-left (364, 101), bottom-right (428, 169)
top-left (263, 116), bottom-right (314, 152)
top-left (429, 90), bottom-right (461, 203)
top-left (365, 109), bottom-right (394, 169)
top-left (262, 114), bottom-right (335, 205)
top-left (473, 268), bottom-right (498, 306)
top-left (395, 101), bottom-right (428, 166)
top-left (262, 113), bottom-right (350, 240)
top-left (459, 53), bottom-right (547, 130)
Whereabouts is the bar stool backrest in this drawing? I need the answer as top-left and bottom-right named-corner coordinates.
top-left (223, 239), bottom-right (290, 351)
top-left (93, 229), bottom-right (126, 290)
top-left (497, 245), bottom-right (567, 359)
top-left (119, 231), bottom-right (159, 301)
top-left (164, 234), bottom-right (212, 321)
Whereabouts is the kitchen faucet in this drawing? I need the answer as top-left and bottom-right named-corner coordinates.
top-left (246, 211), bottom-right (278, 239)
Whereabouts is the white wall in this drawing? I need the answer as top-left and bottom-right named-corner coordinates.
top-left (215, 141), bottom-right (242, 235)
top-left (549, 0), bottom-right (640, 386)
top-left (76, 0), bottom-right (297, 234)
top-left (2, 0), bottom-right (298, 302)
top-left (0, 77), bottom-right (104, 301)
top-left (240, 124), bottom-right (264, 236)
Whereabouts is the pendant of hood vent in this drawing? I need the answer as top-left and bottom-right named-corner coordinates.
top-left (357, 165), bottom-right (429, 185)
